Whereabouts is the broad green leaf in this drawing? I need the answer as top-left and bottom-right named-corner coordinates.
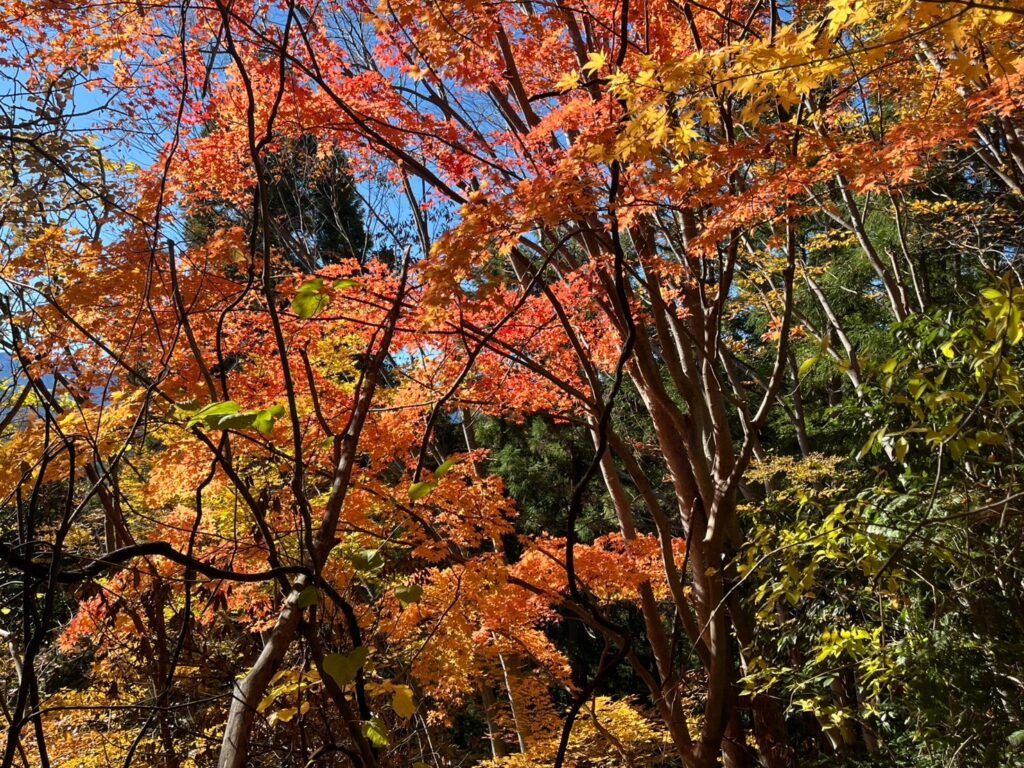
top-left (976, 430), bottom-right (1005, 446)
top-left (292, 278), bottom-right (329, 319)
top-left (894, 436), bottom-right (909, 464)
top-left (434, 457), bottom-right (460, 478)
top-left (334, 278), bottom-right (359, 289)
top-left (362, 717), bottom-right (391, 747)
top-left (186, 401), bottom-right (240, 428)
top-left (798, 357), bottom-right (817, 377)
top-left (857, 428), bottom-right (881, 460)
top-left (395, 584), bottom-right (423, 606)
top-left (981, 287), bottom-right (1005, 302)
top-left (1009, 729), bottom-right (1024, 748)
top-left (210, 411), bottom-right (257, 431)
top-left (296, 586), bottom-right (319, 608)
top-left (254, 404), bottom-right (286, 435)
top-left (409, 481), bottom-right (436, 501)
top-left (1009, 305), bottom-right (1023, 345)
top-left (323, 647), bottom-right (369, 686)
top-left (351, 549), bottom-right (385, 572)
top-left (292, 292), bottom-right (329, 319)
top-left (199, 404), bottom-right (286, 435)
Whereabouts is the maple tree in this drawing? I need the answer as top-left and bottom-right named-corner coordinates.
top-left (2, 0), bottom-right (1024, 766)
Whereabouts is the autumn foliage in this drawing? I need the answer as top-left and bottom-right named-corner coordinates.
top-left (2, 0), bottom-right (1024, 766)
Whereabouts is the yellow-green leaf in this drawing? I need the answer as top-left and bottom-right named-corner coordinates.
top-left (395, 584), bottom-right (423, 606)
top-left (362, 717), bottom-right (391, 747)
top-left (392, 685), bottom-right (416, 718)
top-left (409, 480), bottom-right (436, 501)
top-left (323, 647), bottom-right (369, 686)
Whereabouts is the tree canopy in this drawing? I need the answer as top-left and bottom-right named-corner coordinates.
top-left (1, 0), bottom-right (1023, 766)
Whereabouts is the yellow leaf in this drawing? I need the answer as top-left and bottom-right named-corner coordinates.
top-left (635, 68), bottom-right (657, 87)
top-left (828, 0), bottom-right (853, 32)
top-left (740, 98), bottom-right (765, 124)
top-left (794, 73), bottom-right (819, 95)
top-left (672, 123), bottom-right (700, 154)
top-left (272, 707), bottom-right (298, 724)
top-left (392, 685), bottom-right (416, 718)
top-left (555, 70), bottom-right (581, 92)
top-left (582, 51), bottom-right (607, 75)
top-left (849, 2), bottom-right (872, 24)
top-left (943, 18), bottom-right (967, 48)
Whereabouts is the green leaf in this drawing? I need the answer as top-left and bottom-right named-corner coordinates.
top-left (323, 647), bottom-right (369, 685)
top-left (407, 481), bottom-right (436, 505)
top-left (292, 278), bottom-right (329, 319)
top-left (254, 404), bottom-right (286, 436)
top-left (296, 586), bottom-right (319, 609)
top-left (395, 584), bottom-right (423, 606)
top-left (1009, 304), bottom-right (1023, 345)
top-left (408, 481), bottom-right (436, 501)
top-left (292, 292), bottom-right (330, 319)
top-left (186, 401), bottom-right (240, 428)
top-left (407, 458), bottom-right (461, 503)
top-left (981, 287), bottom-right (1005, 302)
top-left (857, 428), bottom-right (881, 460)
top-left (334, 278), bottom-right (359, 290)
top-left (197, 403), bottom-right (286, 435)
top-left (976, 430), bottom-right (1005, 446)
top-left (797, 357), bottom-right (817, 377)
top-left (351, 549), bottom-right (385, 572)
top-left (1008, 729), bottom-right (1024, 749)
top-left (210, 411), bottom-right (257, 431)
top-left (362, 717), bottom-right (391, 747)
top-left (894, 436), bottom-right (909, 464)
top-left (434, 457), bottom-right (460, 478)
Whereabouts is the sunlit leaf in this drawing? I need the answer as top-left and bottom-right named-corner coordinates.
top-left (323, 647), bottom-right (369, 686)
